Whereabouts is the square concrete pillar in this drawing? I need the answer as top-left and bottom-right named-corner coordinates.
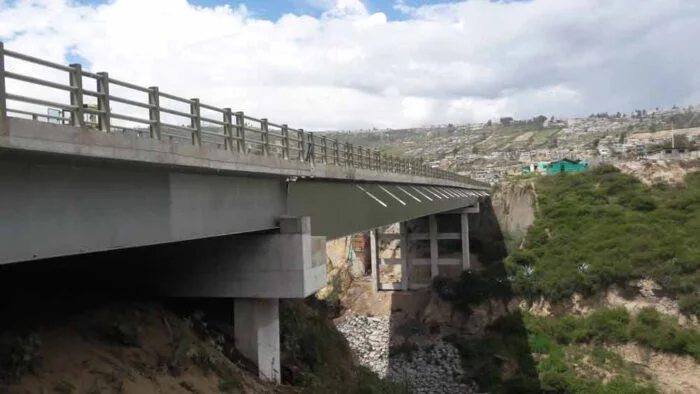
top-left (234, 298), bottom-right (280, 383)
top-left (429, 214), bottom-right (439, 278)
top-left (370, 229), bottom-right (378, 292)
top-left (461, 212), bottom-right (470, 270)
top-left (400, 221), bottom-right (409, 290)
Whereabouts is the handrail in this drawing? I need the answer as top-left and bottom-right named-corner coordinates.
top-left (0, 42), bottom-right (488, 188)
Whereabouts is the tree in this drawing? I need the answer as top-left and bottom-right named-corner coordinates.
top-left (533, 115), bottom-right (548, 128)
top-left (486, 120), bottom-right (492, 127)
top-left (500, 117), bottom-right (513, 126)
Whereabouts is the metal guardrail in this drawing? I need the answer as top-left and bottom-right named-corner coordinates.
top-left (0, 42), bottom-right (486, 187)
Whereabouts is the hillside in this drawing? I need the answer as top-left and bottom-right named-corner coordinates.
top-left (497, 162), bottom-right (700, 393)
top-left (0, 298), bottom-right (406, 394)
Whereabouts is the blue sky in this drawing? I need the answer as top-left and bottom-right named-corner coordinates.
top-left (2, 0), bottom-right (699, 130)
top-left (70, 0), bottom-right (464, 20)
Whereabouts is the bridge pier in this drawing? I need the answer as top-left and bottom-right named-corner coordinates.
top-left (372, 202), bottom-right (481, 291)
top-left (234, 298), bottom-right (280, 382)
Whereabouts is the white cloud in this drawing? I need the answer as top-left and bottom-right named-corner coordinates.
top-left (1, 0), bottom-right (699, 130)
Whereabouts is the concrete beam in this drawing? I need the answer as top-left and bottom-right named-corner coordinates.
top-left (0, 156), bottom-right (287, 265)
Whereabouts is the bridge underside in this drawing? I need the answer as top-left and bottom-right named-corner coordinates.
top-left (288, 180), bottom-right (484, 239)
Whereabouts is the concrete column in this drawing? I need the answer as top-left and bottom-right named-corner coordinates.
top-left (370, 229), bottom-right (379, 292)
top-left (461, 212), bottom-right (470, 270)
top-left (400, 221), bottom-right (409, 290)
top-left (234, 298), bottom-right (280, 383)
top-left (429, 214), bottom-right (439, 278)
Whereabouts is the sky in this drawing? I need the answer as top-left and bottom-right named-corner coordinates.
top-left (1, 0), bottom-right (699, 130)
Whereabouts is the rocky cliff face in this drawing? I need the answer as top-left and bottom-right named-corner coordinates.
top-left (490, 180), bottom-right (536, 251)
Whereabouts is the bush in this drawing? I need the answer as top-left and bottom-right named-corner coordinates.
top-left (679, 294), bottom-right (700, 316)
top-left (629, 307), bottom-right (700, 359)
top-left (585, 307), bottom-right (630, 343)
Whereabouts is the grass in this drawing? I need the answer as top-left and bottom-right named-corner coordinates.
top-left (506, 165), bottom-right (700, 303)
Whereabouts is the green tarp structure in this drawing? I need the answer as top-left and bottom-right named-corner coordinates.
top-left (546, 159), bottom-right (588, 175)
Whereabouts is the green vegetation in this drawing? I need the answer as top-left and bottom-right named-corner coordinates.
top-left (506, 165), bottom-right (700, 303)
top-left (526, 307), bottom-right (700, 362)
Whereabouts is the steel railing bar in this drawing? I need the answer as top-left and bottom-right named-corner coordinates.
top-left (3, 71), bottom-right (73, 92)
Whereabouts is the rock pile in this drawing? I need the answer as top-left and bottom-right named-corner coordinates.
top-left (336, 315), bottom-right (391, 377)
top-left (336, 314), bottom-right (474, 393)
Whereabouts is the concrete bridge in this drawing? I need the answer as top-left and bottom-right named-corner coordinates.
top-left (0, 43), bottom-right (490, 382)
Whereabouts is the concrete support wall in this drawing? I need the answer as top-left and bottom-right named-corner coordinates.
top-left (234, 298), bottom-right (280, 383)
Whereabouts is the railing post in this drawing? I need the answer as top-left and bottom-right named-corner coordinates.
top-left (334, 139), bottom-right (340, 165)
top-left (260, 118), bottom-right (269, 157)
top-left (322, 136), bottom-right (328, 164)
top-left (307, 131), bottom-right (315, 164)
top-left (357, 146), bottom-right (363, 169)
top-left (69, 63), bottom-right (84, 127)
top-left (147, 86), bottom-right (161, 140)
top-left (348, 143), bottom-right (354, 167)
top-left (223, 108), bottom-right (233, 151)
top-left (190, 98), bottom-right (202, 147)
top-left (281, 124), bottom-right (289, 160)
top-left (235, 111), bottom-right (246, 154)
top-left (0, 43), bottom-right (7, 127)
top-left (298, 129), bottom-right (305, 161)
top-left (96, 72), bottom-right (111, 132)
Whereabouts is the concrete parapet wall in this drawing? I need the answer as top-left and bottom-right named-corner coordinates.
top-left (0, 117), bottom-right (488, 189)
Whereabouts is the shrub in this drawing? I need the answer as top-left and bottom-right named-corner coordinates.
top-left (585, 307), bottom-right (630, 343)
top-left (629, 307), bottom-right (700, 359)
top-left (679, 294), bottom-right (700, 316)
